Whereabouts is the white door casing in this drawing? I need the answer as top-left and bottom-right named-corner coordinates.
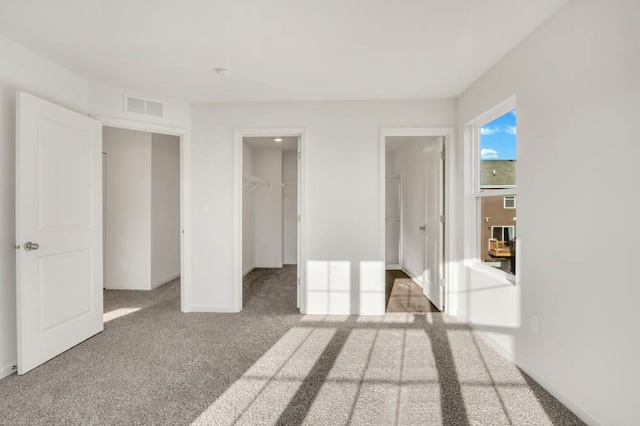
top-left (16, 92), bottom-right (103, 375)
top-left (423, 138), bottom-right (444, 310)
top-left (296, 138), bottom-right (301, 308)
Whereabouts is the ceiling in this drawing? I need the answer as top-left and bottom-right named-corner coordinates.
top-left (0, 0), bottom-right (567, 103)
top-left (244, 136), bottom-right (298, 152)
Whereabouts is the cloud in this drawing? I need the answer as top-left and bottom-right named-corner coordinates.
top-left (480, 126), bottom-right (499, 135)
top-left (481, 148), bottom-right (499, 159)
top-left (505, 125), bottom-right (517, 135)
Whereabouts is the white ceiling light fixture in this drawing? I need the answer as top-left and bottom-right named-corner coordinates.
top-left (274, 138), bottom-right (283, 143)
top-left (215, 67), bottom-right (232, 77)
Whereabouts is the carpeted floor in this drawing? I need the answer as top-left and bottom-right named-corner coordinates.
top-left (0, 265), bottom-right (583, 425)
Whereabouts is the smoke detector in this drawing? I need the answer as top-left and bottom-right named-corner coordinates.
top-left (215, 68), bottom-right (232, 77)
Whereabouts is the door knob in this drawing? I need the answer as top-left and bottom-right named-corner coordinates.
top-left (419, 226), bottom-right (426, 231)
top-left (24, 242), bottom-right (39, 251)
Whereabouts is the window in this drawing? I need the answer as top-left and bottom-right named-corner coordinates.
top-left (467, 96), bottom-right (517, 277)
top-left (491, 225), bottom-right (515, 241)
top-left (504, 196), bottom-right (516, 209)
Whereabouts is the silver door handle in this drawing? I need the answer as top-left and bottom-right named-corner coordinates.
top-left (24, 242), bottom-right (39, 251)
top-left (419, 226), bottom-right (426, 231)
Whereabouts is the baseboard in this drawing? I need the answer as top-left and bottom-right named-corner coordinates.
top-left (185, 304), bottom-right (241, 313)
top-left (456, 311), bottom-right (599, 426)
top-left (0, 362), bottom-right (16, 380)
top-left (151, 273), bottom-right (180, 289)
top-left (254, 263), bottom-right (283, 269)
top-left (104, 283), bottom-right (149, 291)
top-left (385, 264), bottom-right (402, 270)
top-left (401, 265), bottom-right (423, 288)
top-left (243, 265), bottom-right (256, 277)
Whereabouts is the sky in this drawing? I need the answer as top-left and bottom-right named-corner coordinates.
top-left (480, 109), bottom-right (517, 160)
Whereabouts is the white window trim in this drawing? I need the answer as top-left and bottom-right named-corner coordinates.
top-left (503, 195), bottom-right (516, 209)
top-left (464, 95), bottom-right (518, 284)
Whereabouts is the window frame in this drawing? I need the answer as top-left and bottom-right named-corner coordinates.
top-left (490, 225), bottom-right (515, 242)
top-left (464, 95), bottom-right (518, 283)
top-left (503, 195), bottom-right (516, 209)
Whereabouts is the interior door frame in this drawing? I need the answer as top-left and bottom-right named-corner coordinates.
top-left (379, 127), bottom-right (457, 314)
top-left (91, 115), bottom-right (191, 313)
top-left (234, 128), bottom-right (306, 313)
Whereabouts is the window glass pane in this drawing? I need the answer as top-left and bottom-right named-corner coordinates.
top-left (481, 196), bottom-right (517, 274)
top-left (504, 195), bottom-right (516, 209)
top-left (480, 109), bottom-right (516, 190)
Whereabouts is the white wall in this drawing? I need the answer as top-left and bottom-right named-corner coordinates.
top-left (455, 1), bottom-right (640, 424)
top-left (0, 33), bottom-right (89, 379)
top-left (103, 127), bottom-right (152, 290)
top-left (390, 137), bottom-right (439, 283)
top-left (242, 144), bottom-right (256, 274)
top-left (151, 133), bottom-right (181, 287)
top-left (189, 100), bottom-right (455, 314)
top-left (282, 150), bottom-right (298, 264)
top-left (253, 149), bottom-right (283, 268)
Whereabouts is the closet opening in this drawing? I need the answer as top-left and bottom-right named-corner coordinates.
top-left (238, 134), bottom-right (303, 312)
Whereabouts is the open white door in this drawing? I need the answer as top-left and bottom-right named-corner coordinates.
top-left (423, 137), bottom-right (444, 311)
top-left (16, 92), bottom-right (103, 375)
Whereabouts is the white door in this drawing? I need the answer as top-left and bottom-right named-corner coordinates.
top-left (16, 92), bottom-right (103, 375)
top-left (422, 138), bottom-right (444, 310)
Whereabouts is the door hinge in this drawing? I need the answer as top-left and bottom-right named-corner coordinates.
top-left (298, 152), bottom-right (301, 160)
top-left (297, 277), bottom-right (300, 286)
top-left (440, 150), bottom-right (445, 160)
top-left (297, 214), bottom-right (301, 223)
top-left (440, 214), bottom-right (445, 223)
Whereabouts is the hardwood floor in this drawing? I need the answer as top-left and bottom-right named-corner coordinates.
top-left (385, 269), bottom-right (440, 313)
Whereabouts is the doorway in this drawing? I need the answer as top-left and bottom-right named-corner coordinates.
top-left (235, 130), bottom-right (304, 312)
top-left (95, 116), bottom-right (190, 314)
top-left (102, 127), bottom-right (181, 297)
top-left (380, 128), bottom-right (456, 314)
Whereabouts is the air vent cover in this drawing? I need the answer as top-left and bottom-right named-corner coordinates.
top-left (124, 94), bottom-right (165, 118)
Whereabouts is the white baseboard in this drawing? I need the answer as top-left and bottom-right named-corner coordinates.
top-left (456, 311), bottom-right (598, 426)
top-left (152, 273), bottom-right (180, 289)
top-left (243, 265), bottom-right (256, 277)
top-left (401, 265), bottom-right (423, 288)
top-left (0, 362), bottom-right (16, 380)
top-left (254, 263), bottom-right (283, 268)
top-left (185, 304), bottom-right (240, 313)
top-left (104, 283), bottom-right (149, 291)
top-left (385, 264), bottom-right (402, 270)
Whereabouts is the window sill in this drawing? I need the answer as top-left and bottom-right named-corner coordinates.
top-left (465, 261), bottom-right (517, 286)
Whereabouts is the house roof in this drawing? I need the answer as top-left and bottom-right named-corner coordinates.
top-left (481, 160), bottom-right (516, 187)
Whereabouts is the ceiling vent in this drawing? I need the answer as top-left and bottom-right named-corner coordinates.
top-left (124, 94), bottom-right (165, 118)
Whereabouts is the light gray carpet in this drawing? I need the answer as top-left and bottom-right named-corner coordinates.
top-left (0, 265), bottom-right (583, 425)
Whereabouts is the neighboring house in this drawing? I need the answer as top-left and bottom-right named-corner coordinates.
top-left (480, 160), bottom-right (516, 272)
